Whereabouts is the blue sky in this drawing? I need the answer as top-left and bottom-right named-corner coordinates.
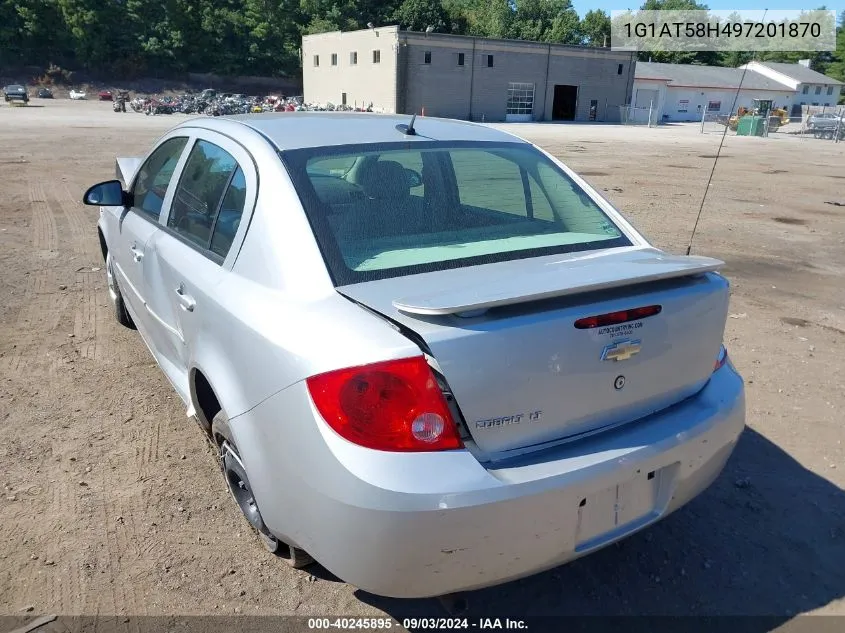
top-left (574, 1), bottom-right (843, 16)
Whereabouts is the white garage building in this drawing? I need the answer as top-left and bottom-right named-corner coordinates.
top-left (633, 62), bottom-right (795, 123)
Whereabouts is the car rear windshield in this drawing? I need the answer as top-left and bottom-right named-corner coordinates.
top-left (281, 141), bottom-right (631, 285)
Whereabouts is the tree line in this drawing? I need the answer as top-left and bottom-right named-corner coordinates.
top-left (1, 0), bottom-right (843, 91)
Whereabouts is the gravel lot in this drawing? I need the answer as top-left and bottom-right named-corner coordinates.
top-left (1, 99), bottom-right (844, 624)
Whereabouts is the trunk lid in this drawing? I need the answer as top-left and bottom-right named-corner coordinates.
top-left (338, 247), bottom-right (730, 458)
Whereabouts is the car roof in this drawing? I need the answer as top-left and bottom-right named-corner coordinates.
top-left (188, 112), bottom-right (527, 151)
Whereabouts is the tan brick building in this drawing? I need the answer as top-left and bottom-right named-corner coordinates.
top-left (302, 26), bottom-right (636, 122)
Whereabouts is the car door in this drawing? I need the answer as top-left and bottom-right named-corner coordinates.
top-left (113, 136), bottom-right (189, 334)
top-left (144, 133), bottom-right (256, 402)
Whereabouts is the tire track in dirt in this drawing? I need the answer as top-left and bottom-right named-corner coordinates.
top-left (57, 179), bottom-right (99, 261)
top-left (73, 271), bottom-right (100, 361)
top-left (30, 180), bottom-right (58, 254)
top-left (1, 181), bottom-right (64, 375)
top-left (49, 175), bottom-right (120, 368)
top-left (9, 177), bottom-right (92, 614)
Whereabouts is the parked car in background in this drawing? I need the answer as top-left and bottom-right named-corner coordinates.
top-left (3, 84), bottom-right (29, 104)
top-left (69, 89), bottom-right (87, 100)
top-left (36, 87), bottom-right (53, 99)
top-left (99, 90), bottom-right (113, 101)
top-left (81, 113), bottom-right (745, 599)
top-left (806, 112), bottom-right (842, 130)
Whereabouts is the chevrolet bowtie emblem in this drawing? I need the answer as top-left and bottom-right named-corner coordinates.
top-left (601, 339), bottom-right (642, 362)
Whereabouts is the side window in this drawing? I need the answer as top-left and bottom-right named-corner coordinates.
top-left (131, 137), bottom-right (189, 220)
top-left (168, 140), bottom-right (238, 250)
top-left (210, 167), bottom-right (246, 258)
top-left (451, 150), bottom-right (527, 216)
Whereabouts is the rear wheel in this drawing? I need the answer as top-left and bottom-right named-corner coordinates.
top-left (105, 251), bottom-right (134, 328)
top-left (212, 410), bottom-right (315, 569)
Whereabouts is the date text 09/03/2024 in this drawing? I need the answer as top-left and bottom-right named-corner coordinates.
top-left (307, 618), bottom-right (529, 630)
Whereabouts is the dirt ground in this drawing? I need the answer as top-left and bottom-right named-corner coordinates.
top-left (1, 100), bottom-right (844, 624)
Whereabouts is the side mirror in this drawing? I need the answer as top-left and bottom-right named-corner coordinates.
top-left (82, 180), bottom-right (132, 207)
top-left (405, 168), bottom-right (423, 188)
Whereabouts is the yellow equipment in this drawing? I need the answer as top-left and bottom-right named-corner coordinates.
top-left (723, 101), bottom-right (789, 131)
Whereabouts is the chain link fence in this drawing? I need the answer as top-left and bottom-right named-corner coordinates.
top-left (619, 104), bottom-right (659, 127)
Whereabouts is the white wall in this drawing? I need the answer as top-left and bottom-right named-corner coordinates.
top-left (302, 27), bottom-right (400, 112)
top-left (661, 87), bottom-right (794, 122)
top-left (795, 83), bottom-right (841, 108)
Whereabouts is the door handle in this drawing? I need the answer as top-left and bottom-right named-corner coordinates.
top-left (130, 244), bottom-right (143, 262)
top-left (174, 284), bottom-right (196, 312)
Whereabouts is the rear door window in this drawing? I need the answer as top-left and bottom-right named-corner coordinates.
top-left (168, 140), bottom-right (238, 251)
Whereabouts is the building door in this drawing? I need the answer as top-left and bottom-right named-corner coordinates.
top-left (552, 85), bottom-right (578, 121)
top-left (634, 88), bottom-right (660, 124)
top-left (634, 88), bottom-right (659, 110)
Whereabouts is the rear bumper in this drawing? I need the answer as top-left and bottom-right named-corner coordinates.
top-left (236, 363), bottom-right (745, 598)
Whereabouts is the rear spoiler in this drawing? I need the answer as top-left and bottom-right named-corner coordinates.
top-left (391, 250), bottom-right (725, 316)
top-left (115, 157), bottom-right (142, 187)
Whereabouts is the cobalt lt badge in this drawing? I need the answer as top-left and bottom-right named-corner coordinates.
top-left (601, 339), bottom-right (642, 362)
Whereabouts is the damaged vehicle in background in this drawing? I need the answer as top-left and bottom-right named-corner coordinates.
top-left (82, 113), bottom-right (745, 598)
top-left (3, 84), bottom-right (29, 105)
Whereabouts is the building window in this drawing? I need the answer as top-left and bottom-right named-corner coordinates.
top-left (350, 51), bottom-right (357, 65)
top-left (617, 64), bottom-right (623, 75)
top-left (373, 50), bottom-right (380, 64)
top-left (707, 100), bottom-right (721, 111)
top-left (313, 55), bottom-right (319, 67)
top-left (827, 86), bottom-right (834, 95)
top-left (815, 86), bottom-right (822, 94)
top-left (457, 52), bottom-right (465, 66)
top-left (331, 53), bottom-right (337, 66)
top-left (802, 85), bottom-right (809, 94)
top-left (506, 82), bottom-right (534, 115)
top-left (487, 54), bottom-right (494, 67)
top-left (424, 51), bottom-right (431, 64)
top-left (342, 92), bottom-right (347, 106)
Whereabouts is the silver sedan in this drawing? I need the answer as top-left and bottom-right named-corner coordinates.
top-left (83, 113), bottom-right (745, 598)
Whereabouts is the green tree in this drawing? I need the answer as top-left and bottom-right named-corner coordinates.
top-left (824, 10), bottom-right (845, 98)
top-left (394, 0), bottom-right (449, 31)
top-left (242, 0), bottom-right (302, 75)
top-left (580, 9), bottom-right (610, 46)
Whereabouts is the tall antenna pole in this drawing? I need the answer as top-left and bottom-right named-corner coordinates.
top-left (686, 9), bottom-right (767, 256)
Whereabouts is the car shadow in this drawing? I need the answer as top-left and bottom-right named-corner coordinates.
top-left (355, 427), bottom-right (845, 626)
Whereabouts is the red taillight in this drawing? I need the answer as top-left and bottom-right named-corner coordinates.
top-left (714, 345), bottom-right (729, 372)
top-left (574, 305), bottom-right (662, 329)
top-left (306, 357), bottom-right (464, 452)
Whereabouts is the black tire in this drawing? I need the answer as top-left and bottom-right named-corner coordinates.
top-left (105, 251), bottom-right (134, 328)
top-left (211, 410), bottom-right (315, 569)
